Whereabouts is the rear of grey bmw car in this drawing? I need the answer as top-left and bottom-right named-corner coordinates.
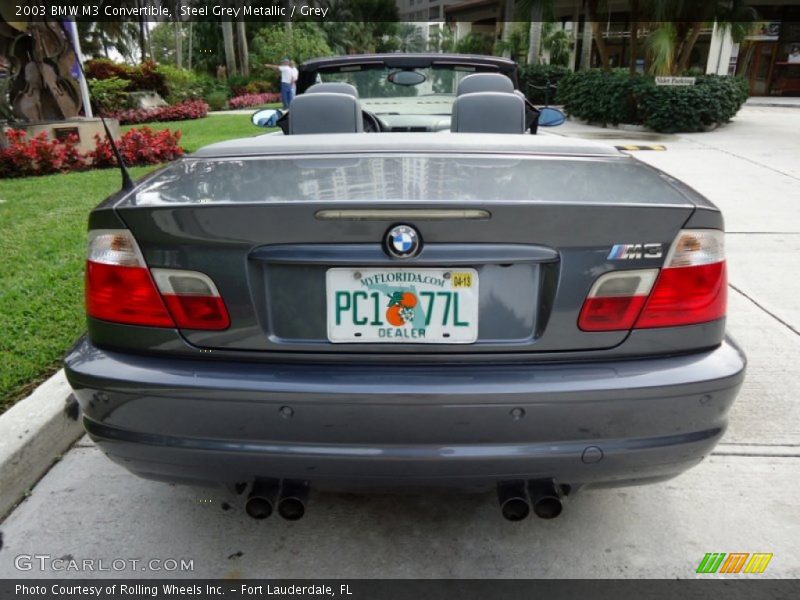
top-left (65, 133), bottom-right (745, 520)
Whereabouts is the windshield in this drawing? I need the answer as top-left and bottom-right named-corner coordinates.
top-left (315, 66), bottom-right (511, 116)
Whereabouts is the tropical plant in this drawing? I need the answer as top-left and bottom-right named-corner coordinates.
top-left (640, 0), bottom-right (757, 75)
top-left (494, 23), bottom-right (529, 64)
top-left (250, 23), bottom-right (333, 79)
top-left (455, 32), bottom-right (495, 56)
top-left (87, 77), bottom-right (130, 114)
top-left (542, 24), bottom-right (571, 66)
top-left (428, 26), bottom-right (455, 53)
top-left (396, 24), bottom-right (426, 53)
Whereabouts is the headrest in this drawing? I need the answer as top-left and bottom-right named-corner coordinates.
top-left (289, 92), bottom-right (364, 134)
top-left (457, 73), bottom-right (515, 96)
top-left (451, 92), bottom-right (526, 134)
top-left (306, 82), bottom-right (359, 98)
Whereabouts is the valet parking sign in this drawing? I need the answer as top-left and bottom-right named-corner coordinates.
top-left (655, 76), bottom-right (697, 86)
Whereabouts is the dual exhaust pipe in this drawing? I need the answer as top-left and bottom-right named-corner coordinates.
top-left (246, 478), bottom-right (562, 521)
top-left (245, 479), bottom-right (309, 521)
top-left (497, 479), bottom-right (564, 521)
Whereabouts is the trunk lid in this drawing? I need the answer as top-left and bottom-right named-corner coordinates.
top-left (115, 141), bottom-right (696, 355)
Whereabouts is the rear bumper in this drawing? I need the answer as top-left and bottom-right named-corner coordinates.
top-left (65, 337), bottom-right (745, 490)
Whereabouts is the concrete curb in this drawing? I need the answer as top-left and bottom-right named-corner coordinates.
top-left (0, 370), bottom-right (83, 519)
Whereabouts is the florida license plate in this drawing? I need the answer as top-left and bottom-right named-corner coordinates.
top-left (326, 268), bottom-right (479, 343)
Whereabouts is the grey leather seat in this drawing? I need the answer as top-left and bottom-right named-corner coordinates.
top-left (451, 91), bottom-right (526, 134)
top-left (289, 92), bottom-right (364, 134)
top-left (306, 82), bottom-right (359, 97)
top-left (456, 73), bottom-right (515, 96)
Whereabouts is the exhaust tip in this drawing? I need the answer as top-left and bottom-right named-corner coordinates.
top-left (277, 480), bottom-right (310, 521)
top-left (245, 478), bottom-right (280, 520)
top-left (245, 496), bottom-right (274, 520)
top-left (278, 497), bottom-right (306, 521)
top-left (497, 481), bottom-right (531, 522)
top-left (528, 479), bottom-right (564, 519)
top-left (532, 496), bottom-right (563, 519)
top-left (501, 497), bottom-right (531, 522)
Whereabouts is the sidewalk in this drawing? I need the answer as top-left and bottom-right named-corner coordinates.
top-left (746, 96), bottom-right (800, 108)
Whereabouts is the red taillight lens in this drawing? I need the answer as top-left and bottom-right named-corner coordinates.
top-left (635, 255), bottom-right (727, 329)
top-left (579, 230), bottom-right (727, 332)
top-left (86, 262), bottom-right (175, 327)
top-left (86, 230), bottom-right (229, 330)
top-left (579, 295), bottom-right (648, 332)
top-left (162, 295), bottom-right (230, 330)
top-left (578, 269), bottom-right (657, 331)
top-left (152, 269), bottom-right (230, 330)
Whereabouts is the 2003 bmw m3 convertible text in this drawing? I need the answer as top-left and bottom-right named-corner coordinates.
top-left (65, 54), bottom-right (745, 522)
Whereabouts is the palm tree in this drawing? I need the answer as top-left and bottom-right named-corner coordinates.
top-left (236, 19), bottom-right (249, 78)
top-left (641, 0), bottom-right (756, 75)
top-left (397, 24), bottom-right (426, 53)
top-left (221, 20), bottom-right (237, 76)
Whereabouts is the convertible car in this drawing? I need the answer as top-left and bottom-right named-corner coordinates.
top-left (65, 54), bottom-right (745, 522)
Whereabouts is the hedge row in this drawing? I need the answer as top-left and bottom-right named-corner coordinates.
top-left (556, 70), bottom-right (749, 133)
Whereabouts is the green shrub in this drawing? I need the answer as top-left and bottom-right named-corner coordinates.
top-left (87, 77), bottom-right (130, 114)
top-left (637, 75), bottom-right (749, 133)
top-left (558, 70), bottom-right (749, 132)
top-left (558, 69), bottom-right (645, 126)
top-left (204, 91), bottom-right (228, 111)
top-left (156, 65), bottom-right (204, 105)
top-left (519, 64), bottom-right (571, 104)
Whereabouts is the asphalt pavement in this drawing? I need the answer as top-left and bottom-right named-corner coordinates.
top-left (0, 105), bottom-right (798, 579)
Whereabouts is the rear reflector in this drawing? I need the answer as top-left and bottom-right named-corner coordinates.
top-left (86, 230), bottom-right (229, 330)
top-left (578, 270), bottom-right (657, 331)
top-left (579, 230), bottom-right (727, 332)
top-left (152, 269), bottom-right (230, 330)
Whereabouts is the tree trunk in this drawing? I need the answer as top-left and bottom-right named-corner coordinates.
top-left (527, 2), bottom-right (544, 65)
top-left (187, 21), bottom-right (193, 69)
top-left (580, 16), bottom-right (592, 70)
top-left (587, 0), bottom-right (610, 70)
top-left (500, 0), bottom-right (515, 57)
top-left (221, 20), bottom-right (237, 77)
top-left (590, 21), bottom-right (611, 70)
top-left (676, 23), bottom-right (703, 74)
top-left (628, 0), bottom-right (639, 76)
top-left (175, 21), bottom-right (183, 68)
top-left (236, 20), bottom-right (249, 78)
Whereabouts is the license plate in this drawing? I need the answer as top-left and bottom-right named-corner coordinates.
top-left (326, 268), bottom-right (479, 343)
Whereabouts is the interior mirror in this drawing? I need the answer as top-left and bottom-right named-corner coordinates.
top-left (538, 107), bottom-right (567, 127)
top-left (251, 108), bottom-right (282, 128)
top-left (388, 70), bottom-right (426, 86)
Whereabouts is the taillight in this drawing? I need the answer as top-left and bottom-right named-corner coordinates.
top-left (578, 270), bottom-right (658, 331)
top-left (578, 230), bottom-right (726, 332)
top-left (635, 230), bottom-right (726, 328)
top-left (86, 230), bottom-right (229, 330)
top-left (151, 269), bottom-right (230, 330)
top-left (86, 230), bottom-right (174, 327)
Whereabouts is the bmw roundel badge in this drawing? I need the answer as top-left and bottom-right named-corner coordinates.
top-left (385, 224), bottom-right (421, 259)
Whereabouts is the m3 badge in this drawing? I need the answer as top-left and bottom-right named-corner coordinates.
top-left (608, 243), bottom-right (664, 260)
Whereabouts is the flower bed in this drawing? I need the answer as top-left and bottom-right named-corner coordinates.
top-left (102, 99), bottom-right (208, 125)
top-left (0, 127), bottom-right (183, 178)
top-left (228, 93), bottom-right (281, 110)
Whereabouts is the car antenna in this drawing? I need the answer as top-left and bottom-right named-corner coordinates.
top-left (64, 21), bottom-right (134, 192)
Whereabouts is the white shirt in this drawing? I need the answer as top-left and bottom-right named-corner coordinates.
top-left (279, 65), bottom-right (293, 84)
top-left (291, 67), bottom-right (299, 84)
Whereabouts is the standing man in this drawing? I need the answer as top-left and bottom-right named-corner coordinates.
top-left (290, 60), bottom-right (299, 99)
top-left (265, 57), bottom-right (295, 109)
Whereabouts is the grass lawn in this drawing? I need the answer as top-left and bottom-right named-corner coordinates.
top-left (0, 114), bottom-right (269, 411)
